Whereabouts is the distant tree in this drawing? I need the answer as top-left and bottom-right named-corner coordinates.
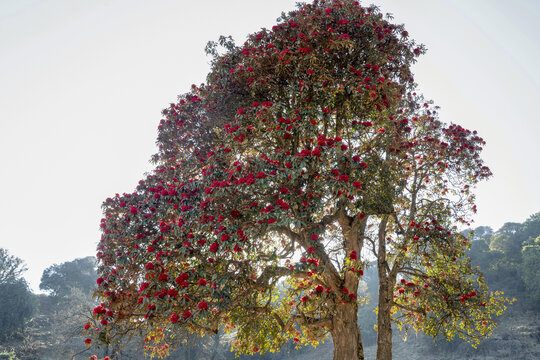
top-left (471, 226), bottom-right (493, 241)
top-left (489, 233), bottom-right (522, 262)
top-left (519, 212), bottom-right (540, 243)
top-left (520, 235), bottom-right (540, 307)
top-left (0, 248), bottom-right (27, 284)
top-left (494, 222), bottom-right (521, 236)
top-left (0, 248), bottom-right (35, 339)
top-left (89, 1), bottom-right (510, 360)
top-left (0, 279), bottom-right (36, 339)
top-left (40, 256), bottom-right (96, 298)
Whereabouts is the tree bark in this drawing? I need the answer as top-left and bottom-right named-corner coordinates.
top-left (376, 215), bottom-right (393, 360)
top-left (331, 302), bottom-right (364, 360)
top-left (376, 276), bottom-right (393, 360)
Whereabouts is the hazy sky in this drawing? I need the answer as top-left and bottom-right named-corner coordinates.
top-left (1, 0), bottom-right (539, 292)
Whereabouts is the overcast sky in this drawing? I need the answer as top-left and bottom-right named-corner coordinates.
top-left (1, 0), bottom-right (539, 292)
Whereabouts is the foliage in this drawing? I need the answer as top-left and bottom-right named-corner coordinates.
top-left (0, 248), bottom-right (35, 340)
top-left (0, 248), bottom-right (27, 285)
top-left (0, 350), bottom-right (18, 360)
top-left (466, 212), bottom-right (540, 309)
top-left (88, 1), bottom-right (509, 359)
top-left (0, 280), bottom-right (36, 339)
top-left (40, 256), bottom-right (97, 299)
top-left (520, 236), bottom-right (540, 304)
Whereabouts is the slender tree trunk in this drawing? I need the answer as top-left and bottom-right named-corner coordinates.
top-left (331, 302), bottom-right (364, 360)
top-left (376, 215), bottom-right (393, 360)
top-left (376, 274), bottom-right (393, 360)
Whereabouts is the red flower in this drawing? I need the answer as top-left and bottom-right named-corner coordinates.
top-left (139, 282), bottom-right (149, 292)
top-left (182, 310), bottom-right (192, 319)
top-left (84, 338), bottom-right (92, 345)
top-left (170, 313), bottom-right (180, 323)
top-left (315, 285), bottom-right (324, 293)
top-left (129, 206), bottom-right (138, 214)
top-left (349, 250), bottom-right (357, 260)
top-left (198, 279), bottom-right (207, 286)
top-left (209, 242), bottom-right (219, 253)
top-left (145, 263), bottom-right (154, 271)
top-left (96, 277), bottom-right (104, 286)
top-left (198, 301), bottom-right (208, 310)
top-left (311, 234), bottom-right (319, 240)
top-left (84, 323), bottom-right (91, 330)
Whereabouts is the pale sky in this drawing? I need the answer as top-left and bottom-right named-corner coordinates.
top-left (1, 0), bottom-right (539, 292)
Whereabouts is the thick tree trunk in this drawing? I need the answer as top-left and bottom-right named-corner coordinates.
top-left (331, 302), bottom-right (364, 360)
top-left (376, 278), bottom-right (393, 360)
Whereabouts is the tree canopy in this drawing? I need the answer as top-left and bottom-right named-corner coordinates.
top-left (40, 256), bottom-right (97, 299)
top-left (0, 248), bottom-right (27, 285)
top-left (88, 1), bottom-right (510, 359)
top-left (0, 248), bottom-right (35, 340)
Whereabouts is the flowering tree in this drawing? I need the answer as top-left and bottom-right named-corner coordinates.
top-left (358, 96), bottom-right (512, 359)
top-left (88, 1), bottom-right (509, 359)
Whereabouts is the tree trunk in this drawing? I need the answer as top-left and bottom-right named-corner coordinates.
top-left (376, 277), bottom-right (393, 360)
top-left (331, 302), bottom-right (364, 360)
top-left (376, 215), bottom-right (393, 360)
